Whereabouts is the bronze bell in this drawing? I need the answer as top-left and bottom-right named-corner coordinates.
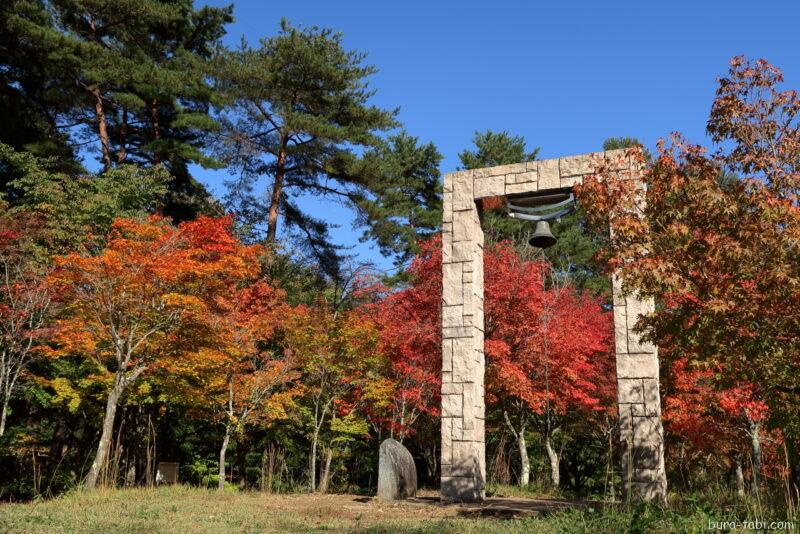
top-left (529, 220), bottom-right (557, 249)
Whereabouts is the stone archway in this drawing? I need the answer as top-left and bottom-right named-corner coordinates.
top-left (440, 150), bottom-right (667, 503)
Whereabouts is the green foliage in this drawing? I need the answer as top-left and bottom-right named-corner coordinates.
top-left (1, 142), bottom-right (169, 251)
top-left (2, 0), bottom-right (231, 220)
top-left (458, 129), bottom-right (539, 253)
top-left (603, 136), bottom-right (652, 161)
top-left (214, 20), bottom-right (442, 278)
top-left (458, 130), bottom-right (539, 170)
top-left (357, 132), bottom-right (443, 268)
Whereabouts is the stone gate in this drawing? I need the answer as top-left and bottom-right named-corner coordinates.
top-left (440, 149), bottom-right (667, 502)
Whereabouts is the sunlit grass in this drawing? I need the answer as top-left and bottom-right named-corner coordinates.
top-left (0, 485), bottom-right (794, 534)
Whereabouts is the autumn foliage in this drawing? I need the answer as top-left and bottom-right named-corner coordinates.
top-left (577, 56), bottom-right (799, 489)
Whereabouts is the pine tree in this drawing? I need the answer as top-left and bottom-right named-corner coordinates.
top-left (214, 20), bottom-right (406, 277)
top-left (0, 1), bottom-right (81, 173)
top-left (4, 0), bottom-right (233, 220)
top-left (358, 132), bottom-right (442, 268)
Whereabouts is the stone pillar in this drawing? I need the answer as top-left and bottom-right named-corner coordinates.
top-left (613, 279), bottom-right (667, 503)
top-left (440, 169), bottom-right (485, 502)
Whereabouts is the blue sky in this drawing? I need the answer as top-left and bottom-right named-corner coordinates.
top-left (195, 0), bottom-right (800, 271)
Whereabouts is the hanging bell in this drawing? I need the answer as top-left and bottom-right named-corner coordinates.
top-left (529, 220), bottom-right (557, 249)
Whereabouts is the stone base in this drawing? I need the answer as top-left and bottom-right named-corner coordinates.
top-left (441, 476), bottom-right (485, 502)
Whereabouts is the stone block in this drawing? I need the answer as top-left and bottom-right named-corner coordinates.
top-left (452, 176), bottom-right (474, 211)
top-left (441, 476), bottom-right (485, 502)
top-left (452, 210), bottom-right (475, 242)
top-left (452, 417), bottom-right (464, 440)
top-left (442, 192), bottom-right (452, 222)
top-left (626, 298), bottom-right (655, 353)
top-left (452, 241), bottom-right (474, 262)
top-left (452, 338), bottom-right (473, 382)
top-left (487, 162), bottom-right (526, 176)
top-left (613, 304), bottom-right (628, 355)
top-left (632, 417), bottom-right (663, 470)
top-left (462, 385), bottom-right (475, 428)
top-left (442, 305), bottom-right (464, 328)
top-left (442, 239), bottom-right (452, 263)
top-left (473, 176), bottom-right (505, 198)
top-left (559, 154), bottom-right (593, 176)
top-left (442, 339), bottom-right (452, 372)
top-left (620, 402), bottom-right (646, 417)
top-left (618, 378), bottom-right (644, 403)
top-left (442, 263), bottom-right (463, 305)
top-left (377, 438), bottom-right (417, 501)
top-left (612, 272), bottom-right (625, 305)
top-left (618, 404), bottom-right (634, 441)
top-left (505, 182), bottom-right (539, 195)
top-left (515, 170), bottom-right (537, 184)
top-left (441, 393), bottom-right (462, 417)
top-left (560, 175), bottom-right (583, 188)
top-left (538, 158), bottom-right (560, 190)
top-left (441, 381), bottom-right (462, 396)
top-left (451, 441), bottom-right (481, 477)
top-left (443, 326), bottom-right (471, 339)
top-left (603, 149), bottom-right (630, 171)
top-left (643, 378), bottom-right (661, 414)
top-left (616, 353), bottom-right (658, 378)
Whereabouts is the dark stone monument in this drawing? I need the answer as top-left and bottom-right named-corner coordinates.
top-left (377, 438), bottom-right (417, 501)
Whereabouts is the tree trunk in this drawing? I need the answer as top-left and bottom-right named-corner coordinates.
top-left (117, 108), bottom-right (128, 163)
top-left (218, 424), bottom-right (232, 491)
top-left (517, 431), bottom-right (530, 487)
top-left (309, 428), bottom-right (318, 492)
top-left (0, 397), bottom-right (9, 437)
top-left (318, 447), bottom-right (333, 494)
top-left (749, 418), bottom-right (762, 495)
top-left (545, 432), bottom-right (560, 488)
top-left (266, 143), bottom-right (288, 243)
top-left (735, 456), bottom-right (745, 497)
top-left (148, 99), bottom-right (162, 164)
top-left (84, 382), bottom-right (123, 490)
top-left (92, 87), bottom-right (112, 170)
top-left (503, 410), bottom-right (529, 487)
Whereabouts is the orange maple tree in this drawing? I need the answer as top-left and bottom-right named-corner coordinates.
top-left (198, 280), bottom-right (299, 491)
top-left (49, 216), bottom-right (262, 490)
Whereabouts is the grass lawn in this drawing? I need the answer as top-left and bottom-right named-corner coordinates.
top-left (0, 485), bottom-right (778, 533)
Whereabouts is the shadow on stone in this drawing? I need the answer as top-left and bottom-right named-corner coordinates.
top-left (377, 438), bottom-right (417, 501)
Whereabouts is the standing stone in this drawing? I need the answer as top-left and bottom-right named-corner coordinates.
top-left (377, 439), bottom-right (417, 501)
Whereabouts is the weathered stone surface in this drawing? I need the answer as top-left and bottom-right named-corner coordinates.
top-left (485, 162), bottom-right (526, 176)
top-left (537, 158), bottom-right (560, 189)
top-left (613, 304), bottom-right (628, 355)
top-left (377, 438), bottom-right (417, 501)
top-left (560, 175), bottom-right (583, 188)
top-left (451, 241), bottom-right (475, 262)
top-left (618, 378), bottom-right (644, 403)
top-left (452, 210), bottom-right (475, 242)
top-left (515, 170), bottom-right (537, 184)
top-left (506, 182), bottom-right (539, 195)
top-left (559, 155), bottom-right (588, 176)
top-left (625, 297), bottom-right (655, 353)
top-left (473, 176), bottom-right (505, 198)
top-left (642, 378), bottom-right (661, 415)
top-left (616, 353), bottom-right (659, 378)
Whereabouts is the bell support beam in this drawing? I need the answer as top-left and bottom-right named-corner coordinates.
top-left (440, 150), bottom-right (667, 503)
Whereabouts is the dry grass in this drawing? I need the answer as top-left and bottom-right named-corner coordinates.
top-left (0, 485), bottom-right (755, 533)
